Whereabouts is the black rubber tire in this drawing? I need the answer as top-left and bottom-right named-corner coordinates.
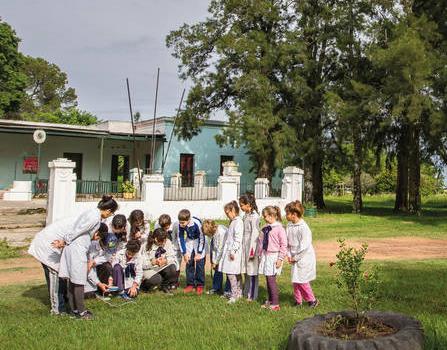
top-left (287, 311), bottom-right (424, 350)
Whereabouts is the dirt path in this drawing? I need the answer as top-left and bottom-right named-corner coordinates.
top-left (1, 237), bottom-right (446, 286)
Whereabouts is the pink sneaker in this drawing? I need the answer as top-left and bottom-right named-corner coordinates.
top-left (183, 285), bottom-right (194, 293)
top-left (269, 305), bottom-right (281, 311)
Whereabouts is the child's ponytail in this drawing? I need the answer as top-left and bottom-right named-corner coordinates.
top-left (97, 195), bottom-right (118, 213)
top-left (273, 206), bottom-right (282, 222)
top-left (262, 205), bottom-right (282, 222)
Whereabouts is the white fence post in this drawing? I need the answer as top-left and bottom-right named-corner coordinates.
top-left (194, 170), bottom-right (206, 188)
top-left (255, 178), bottom-right (270, 199)
top-left (170, 173), bottom-right (182, 188)
top-left (218, 161), bottom-right (241, 203)
top-left (142, 173), bottom-right (164, 203)
top-left (281, 166), bottom-right (304, 202)
top-left (46, 158), bottom-right (76, 225)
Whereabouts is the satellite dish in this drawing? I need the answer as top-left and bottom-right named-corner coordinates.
top-left (33, 129), bottom-right (46, 144)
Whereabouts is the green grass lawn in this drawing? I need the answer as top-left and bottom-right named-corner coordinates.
top-left (0, 260), bottom-right (446, 349)
top-left (0, 194), bottom-right (446, 349)
top-left (300, 194), bottom-right (447, 241)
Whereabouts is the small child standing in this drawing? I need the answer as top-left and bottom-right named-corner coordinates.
top-left (112, 239), bottom-right (143, 299)
top-left (175, 209), bottom-right (206, 295)
top-left (202, 219), bottom-right (227, 295)
top-left (258, 206), bottom-right (287, 311)
top-left (285, 200), bottom-right (319, 308)
top-left (239, 193), bottom-right (260, 301)
top-left (218, 201), bottom-right (244, 303)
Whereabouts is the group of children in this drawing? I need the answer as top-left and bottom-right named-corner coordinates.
top-left (28, 193), bottom-right (318, 319)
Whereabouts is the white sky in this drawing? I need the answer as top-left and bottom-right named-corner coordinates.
top-left (1, 0), bottom-right (210, 121)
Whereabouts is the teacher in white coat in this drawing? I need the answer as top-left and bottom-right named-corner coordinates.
top-left (57, 195), bottom-right (117, 319)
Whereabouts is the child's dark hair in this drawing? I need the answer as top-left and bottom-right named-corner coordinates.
top-left (146, 228), bottom-right (168, 251)
top-left (128, 209), bottom-right (144, 227)
top-left (126, 239), bottom-right (141, 254)
top-left (262, 205), bottom-right (282, 222)
top-left (224, 200), bottom-right (240, 215)
top-left (97, 195), bottom-right (118, 213)
top-left (239, 193), bottom-right (259, 214)
top-left (97, 222), bottom-right (109, 248)
top-left (158, 214), bottom-right (172, 228)
top-left (130, 225), bottom-right (142, 240)
top-left (178, 209), bottom-right (191, 221)
top-left (285, 200), bottom-right (305, 218)
top-left (202, 219), bottom-right (217, 236)
top-left (112, 214), bottom-right (127, 229)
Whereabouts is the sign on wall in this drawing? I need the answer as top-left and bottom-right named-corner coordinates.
top-left (23, 156), bottom-right (38, 174)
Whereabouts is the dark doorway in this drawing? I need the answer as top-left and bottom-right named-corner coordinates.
top-left (220, 155), bottom-right (234, 175)
top-left (145, 154), bottom-right (151, 174)
top-left (180, 154), bottom-right (194, 187)
top-left (111, 155), bottom-right (130, 182)
top-left (63, 153), bottom-right (83, 180)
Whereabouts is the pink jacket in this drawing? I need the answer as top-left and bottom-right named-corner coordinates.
top-left (258, 222), bottom-right (288, 260)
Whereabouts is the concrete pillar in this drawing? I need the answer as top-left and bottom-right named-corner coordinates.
top-left (170, 173), bottom-right (182, 188)
top-left (142, 173), bottom-right (164, 203)
top-left (3, 181), bottom-right (33, 201)
top-left (255, 178), bottom-right (270, 199)
top-left (218, 161), bottom-right (241, 202)
top-left (46, 158), bottom-right (76, 225)
top-left (129, 168), bottom-right (142, 196)
top-left (194, 170), bottom-right (206, 188)
top-left (281, 166), bottom-right (304, 202)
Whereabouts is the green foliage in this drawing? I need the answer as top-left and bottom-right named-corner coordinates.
top-left (0, 20), bottom-right (27, 118)
top-left (122, 180), bottom-right (135, 194)
top-left (21, 56), bottom-right (77, 113)
top-left (21, 108), bottom-right (98, 126)
top-left (420, 164), bottom-right (445, 196)
top-left (334, 239), bottom-right (380, 325)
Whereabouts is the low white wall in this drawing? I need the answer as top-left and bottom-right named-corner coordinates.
top-left (73, 197), bottom-right (290, 222)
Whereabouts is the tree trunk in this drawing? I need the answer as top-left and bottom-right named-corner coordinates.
top-left (408, 124), bottom-right (421, 215)
top-left (394, 124), bottom-right (409, 212)
top-left (352, 129), bottom-right (363, 213)
top-left (311, 153), bottom-right (326, 209)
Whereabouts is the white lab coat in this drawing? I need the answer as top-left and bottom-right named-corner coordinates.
top-left (112, 248), bottom-right (143, 289)
top-left (174, 217), bottom-right (205, 257)
top-left (28, 217), bottom-right (74, 271)
top-left (218, 216), bottom-right (243, 275)
top-left (156, 222), bottom-right (182, 270)
top-left (241, 212), bottom-right (260, 276)
top-left (287, 220), bottom-right (316, 284)
top-left (210, 225), bottom-right (227, 265)
top-left (141, 239), bottom-right (176, 280)
top-left (58, 208), bottom-right (101, 285)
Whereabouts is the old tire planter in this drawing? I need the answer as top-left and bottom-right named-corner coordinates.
top-left (287, 311), bottom-right (424, 350)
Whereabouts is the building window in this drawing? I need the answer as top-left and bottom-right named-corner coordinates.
top-left (220, 155), bottom-right (234, 175)
top-left (111, 155), bottom-right (129, 182)
top-left (63, 153), bottom-right (83, 180)
top-left (180, 154), bottom-right (194, 187)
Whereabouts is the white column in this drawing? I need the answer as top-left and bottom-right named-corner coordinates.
top-left (46, 158), bottom-right (76, 225)
top-left (142, 173), bottom-right (164, 203)
top-left (129, 168), bottom-right (142, 196)
top-left (3, 181), bottom-right (33, 201)
top-left (255, 178), bottom-right (270, 199)
top-left (218, 161), bottom-right (241, 202)
top-left (281, 166), bottom-right (304, 202)
top-left (194, 170), bottom-right (206, 188)
top-left (170, 173), bottom-right (182, 188)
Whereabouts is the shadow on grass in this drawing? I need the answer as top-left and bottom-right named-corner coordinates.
top-left (22, 284), bottom-right (49, 306)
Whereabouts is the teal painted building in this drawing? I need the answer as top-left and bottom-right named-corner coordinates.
top-left (0, 118), bottom-right (255, 192)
